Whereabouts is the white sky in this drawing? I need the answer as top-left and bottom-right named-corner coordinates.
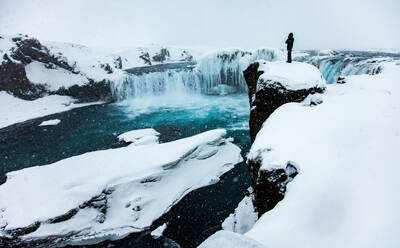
top-left (0, 0), bottom-right (399, 50)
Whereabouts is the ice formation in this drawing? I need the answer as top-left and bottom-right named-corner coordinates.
top-left (38, 119), bottom-right (61, 126)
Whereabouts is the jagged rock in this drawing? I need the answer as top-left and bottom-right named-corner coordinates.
top-left (337, 76), bottom-right (346, 84)
top-left (53, 79), bottom-right (113, 102)
top-left (139, 52), bottom-right (151, 65)
top-left (152, 48), bottom-right (170, 62)
top-left (114, 56), bottom-right (123, 69)
top-left (243, 61), bottom-right (326, 216)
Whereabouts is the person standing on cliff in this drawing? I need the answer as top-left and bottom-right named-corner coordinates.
top-left (285, 33), bottom-right (294, 63)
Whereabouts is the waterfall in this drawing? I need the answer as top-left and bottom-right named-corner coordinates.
top-left (295, 51), bottom-right (390, 83)
top-left (111, 49), bottom-right (396, 101)
top-left (196, 48), bottom-right (281, 93)
top-left (112, 48), bottom-right (281, 101)
top-left (110, 69), bottom-right (201, 101)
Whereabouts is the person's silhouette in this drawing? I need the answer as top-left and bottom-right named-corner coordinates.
top-left (285, 33), bottom-right (294, 63)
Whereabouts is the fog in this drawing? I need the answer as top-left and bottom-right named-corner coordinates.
top-left (0, 0), bottom-right (399, 50)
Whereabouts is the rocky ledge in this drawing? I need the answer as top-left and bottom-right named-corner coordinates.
top-left (243, 60), bottom-right (326, 216)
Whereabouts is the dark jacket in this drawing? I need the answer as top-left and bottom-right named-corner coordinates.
top-left (286, 33), bottom-right (294, 50)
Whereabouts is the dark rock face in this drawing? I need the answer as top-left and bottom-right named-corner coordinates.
top-left (139, 52), bottom-right (152, 65)
top-left (53, 79), bottom-right (114, 102)
top-left (0, 34), bottom-right (114, 102)
top-left (0, 55), bottom-right (47, 100)
top-left (152, 48), bottom-right (170, 62)
top-left (248, 157), bottom-right (298, 217)
top-left (243, 61), bottom-right (325, 216)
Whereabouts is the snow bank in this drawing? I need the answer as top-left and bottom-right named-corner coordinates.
top-left (198, 230), bottom-right (266, 248)
top-left (222, 194), bottom-right (257, 234)
top-left (243, 62), bottom-right (400, 247)
top-left (0, 129), bottom-right (242, 246)
top-left (38, 119), bottom-right (61, 126)
top-left (257, 61), bottom-right (326, 90)
top-left (0, 91), bottom-right (101, 129)
top-left (25, 61), bottom-right (88, 91)
top-left (117, 128), bottom-right (160, 146)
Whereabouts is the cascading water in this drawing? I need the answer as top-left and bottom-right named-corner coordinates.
top-left (111, 49), bottom-right (399, 101)
top-left (111, 69), bottom-right (201, 101)
top-left (295, 50), bottom-right (399, 83)
top-left (111, 48), bottom-right (281, 101)
top-left (196, 48), bottom-right (281, 94)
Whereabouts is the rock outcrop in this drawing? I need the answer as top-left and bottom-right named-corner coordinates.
top-left (243, 61), bottom-right (326, 216)
top-left (0, 34), bottom-right (118, 102)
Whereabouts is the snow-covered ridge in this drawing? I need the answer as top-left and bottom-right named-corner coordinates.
top-left (202, 62), bottom-right (400, 247)
top-left (0, 129), bottom-right (242, 247)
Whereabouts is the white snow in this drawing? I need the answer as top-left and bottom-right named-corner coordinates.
top-left (257, 61), bottom-right (326, 90)
top-left (222, 195), bottom-right (258, 234)
top-left (117, 128), bottom-right (160, 146)
top-left (198, 230), bottom-right (266, 248)
top-left (241, 62), bottom-right (400, 247)
top-left (150, 223), bottom-right (167, 239)
top-left (0, 91), bottom-right (101, 129)
top-left (0, 129), bottom-right (242, 245)
top-left (38, 119), bottom-right (61, 126)
top-left (25, 61), bottom-right (88, 90)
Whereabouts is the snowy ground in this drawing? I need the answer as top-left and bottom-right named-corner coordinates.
top-left (0, 129), bottom-right (242, 246)
top-left (200, 62), bottom-right (400, 247)
top-left (0, 91), bottom-right (102, 129)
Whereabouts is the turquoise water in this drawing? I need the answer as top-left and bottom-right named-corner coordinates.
top-left (0, 94), bottom-right (252, 247)
top-left (0, 94), bottom-right (250, 181)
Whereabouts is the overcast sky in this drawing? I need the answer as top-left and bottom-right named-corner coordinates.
top-left (0, 0), bottom-right (399, 50)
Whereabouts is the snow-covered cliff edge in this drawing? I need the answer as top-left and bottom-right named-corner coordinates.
top-left (200, 61), bottom-right (400, 247)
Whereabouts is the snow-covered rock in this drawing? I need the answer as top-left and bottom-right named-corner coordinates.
top-left (38, 119), bottom-right (61, 126)
top-left (257, 61), bottom-right (326, 91)
top-left (242, 61), bottom-right (325, 216)
top-left (117, 128), bottom-right (160, 146)
top-left (0, 129), bottom-right (242, 247)
top-left (244, 60), bottom-right (326, 144)
top-left (243, 62), bottom-right (400, 247)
